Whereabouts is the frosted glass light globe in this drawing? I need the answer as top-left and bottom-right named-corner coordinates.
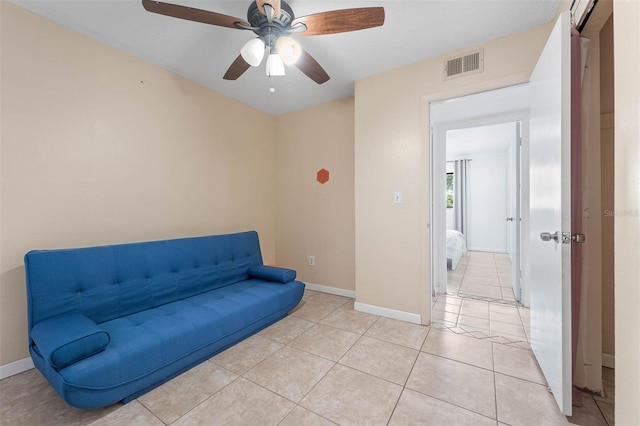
top-left (276, 37), bottom-right (302, 65)
top-left (266, 53), bottom-right (285, 76)
top-left (241, 38), bottom-right (265, 67)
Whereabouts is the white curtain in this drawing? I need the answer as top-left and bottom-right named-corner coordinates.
top-left (453, 159), bottom-right (469, 241)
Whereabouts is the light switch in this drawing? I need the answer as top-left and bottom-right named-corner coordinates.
top-left (393, 191), bottom-right (402, 204)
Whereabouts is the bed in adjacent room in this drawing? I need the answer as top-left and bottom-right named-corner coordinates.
top-left (447, 229), bottom-right (467, 271)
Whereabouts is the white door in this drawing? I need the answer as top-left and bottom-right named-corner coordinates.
top-left (529, 11), bottom-right (572, 415)
top-left (508, 122), bottom-right (521, 301)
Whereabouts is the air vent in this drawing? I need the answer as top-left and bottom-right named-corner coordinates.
top-left (443, 48), bottom-right (484, 80)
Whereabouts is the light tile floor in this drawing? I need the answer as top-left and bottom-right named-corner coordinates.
top-left (448, 251), bottom-right (517, 304)
top-left (431, 293), bottom-right (531, 348)
top-left (0, 290), bottom-right (614, 425)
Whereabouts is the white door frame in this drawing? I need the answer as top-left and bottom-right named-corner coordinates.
top-left (430, 105), bottom-right (530, 306)
top-left (508, 122), bottom-right (523, 301)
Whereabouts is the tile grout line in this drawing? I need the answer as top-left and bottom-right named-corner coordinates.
top-left (382, 327), bottom-right (508, 425)
top-left (162, 370), bottom-right (242, 425)
top-left (249, 306), bottom-right (342, 425)
top-left (232, 300), bottom-right (336, 424)
top-left (420, 350), bottom-right (496, 374)
top-left (492, 341), bottom-right (500, 424)
top-left (277, 365), bottom-right (337, 425)
top-left (400, 354), bottom-right (500, 423)
top-left (284, 301), bottom-right (346, 425)
top-left (406, 327), bottom-right (500, 423)
top-left (592, 393), bottom-right (613, 426)
top-left (275, 310), bottom-right (418, 425)
top-left (434, 320), bottom-right (530, 348)
top-left (385, 326), bottom-right (433, 425)
top-left (135, 397), bottom-right (171, 426)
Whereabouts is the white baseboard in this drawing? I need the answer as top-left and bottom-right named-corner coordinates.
top-left (602, 353), bottom-right (615, 369)
top-left (354, 302), bottom-right (422, 325)
top-left (303, 282), bottom-right (421, 325)
top-left (0, 357), bottom-right (34, 380)
top-left (304, 282), bottom-right (356, 299)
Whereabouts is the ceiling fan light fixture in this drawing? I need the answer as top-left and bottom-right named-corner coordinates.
top-left (266, 53), bottom-right (285, 76)
top-left (276, 36), bottom-right (302, 65)
top-left (142, 0), bottom-right (386, 84)
top-left (240, 38), bottom-right (266, 67)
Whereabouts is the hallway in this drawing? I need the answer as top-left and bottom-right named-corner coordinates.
top-left (447, 251), bottom-right (517, 303)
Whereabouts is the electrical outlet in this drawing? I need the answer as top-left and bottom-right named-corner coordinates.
top-left (309, 256), bottom-right (315, 266)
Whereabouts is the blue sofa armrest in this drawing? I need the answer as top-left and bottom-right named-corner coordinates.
top-left (248, 265), bottom-right (296, 283)
top-left (31, 312), bottom-right (110, 369)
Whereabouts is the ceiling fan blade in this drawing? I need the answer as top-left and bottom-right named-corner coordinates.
top-left (295, 49), bottom-right (330, 84)
top-left (256, 0), bottom-right (281, 19)
top-left (292, 7), bottom-right (385, 36)
top-left (223, 55), bottom-right (251, 80)
top-left (142, 0), bottom-right (250, 29)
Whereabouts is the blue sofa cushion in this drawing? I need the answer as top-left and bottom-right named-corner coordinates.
top-left (24, 232), bottom-right (264, 326)
top-left (58, 279), bottom-right (303, 389)
top-left (248, 265), bottom-right (296, 283)
top-left (31, 312), bottom-right (110, 369)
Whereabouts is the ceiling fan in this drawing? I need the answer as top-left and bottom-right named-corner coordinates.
top-left (141, 0), bottom-right (385, 85)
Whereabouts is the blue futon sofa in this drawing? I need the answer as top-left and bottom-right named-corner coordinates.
top-left (24, 231), bottom-right (304, 409)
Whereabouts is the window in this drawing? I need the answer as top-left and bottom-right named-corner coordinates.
top-left (446, 172), bottom-right (454, 208)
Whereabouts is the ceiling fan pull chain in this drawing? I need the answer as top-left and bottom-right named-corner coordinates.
top-left (269, 74), bottom-right (276, 93)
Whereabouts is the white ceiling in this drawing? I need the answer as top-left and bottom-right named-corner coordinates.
top-left (430, 84), bottom-right (530, 125)
top-left (430, 84), bottom-right (528, 157)
top-left (447, 122), bottom-right (517, 158)
top-left (8, 0), bottom-right (559, 115)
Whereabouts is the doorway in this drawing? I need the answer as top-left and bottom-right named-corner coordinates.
top-left (430, 84), bottom-right (530, 305)
top-left (429, 85), bottom-right (533, 346)
top-left (444, 121), bottom-right (521, 304)
top-left (425, 7), bottom-right (618, 417)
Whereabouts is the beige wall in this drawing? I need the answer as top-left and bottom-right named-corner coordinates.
top-left (354, 23), bottom-right (554, 321)
top-left (3, 7), bottom-right (638, 422)
top-left (613, 1), bottom-right (640, 424)
top-left (0, 3), bottom-right (277, 365)
top-left (599, 15), bottom-right (615, 359)
top-left (275, 98), bottom-right (355, 292)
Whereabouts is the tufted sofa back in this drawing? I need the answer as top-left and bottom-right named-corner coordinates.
top-left (25, 231), bottom-right (263, 331)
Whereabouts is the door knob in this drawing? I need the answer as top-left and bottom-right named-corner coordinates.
top-left (540, 231), bottom-right (559, 242)
top-left (506, 217), bottom-right (514, 222)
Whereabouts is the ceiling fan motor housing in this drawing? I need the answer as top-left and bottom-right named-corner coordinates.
top-left (247, 1), bottom-right (295, 50)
